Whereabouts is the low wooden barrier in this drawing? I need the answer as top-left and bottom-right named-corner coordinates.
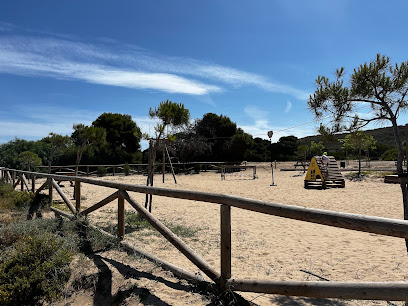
top-left (2, 167), bottom-right (408, 301)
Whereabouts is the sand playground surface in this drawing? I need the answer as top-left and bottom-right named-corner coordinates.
top-left (48, 161), bottom-right (408, 305)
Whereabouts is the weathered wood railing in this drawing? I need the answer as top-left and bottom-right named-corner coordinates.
top-left (2, 167), bottom-right (408, 301)
top-left (38, 161), bottom-right (228, 176)
top-left (38, 161), bottom-right (235, 177)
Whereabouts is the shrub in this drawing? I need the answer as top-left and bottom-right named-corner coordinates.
top-left (381, 148), bottom-right (398, 161)
top-left (0, 182), bottom-right (34, 210)
top-left (0, 232), bottom-right (73, 305)
top-left (0, 183), bottom-right (14, 197)
top-left (123, 163), bottom-right (130, 176)
top-left (194, 163), bottom-right (201, 173)
top-left (96, 166), bottom-right (107, 177)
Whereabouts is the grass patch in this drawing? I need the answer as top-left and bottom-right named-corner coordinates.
top-left (125, 211), bottom-right (199, 238)
top-left (125, 211), bottom-right (152, 230)
top-left (77, 218), bottom-right (120, 252)
top-left (165, 222), bottom-right (199, 238)
top-left (51, 201), bottom-right (73, 213)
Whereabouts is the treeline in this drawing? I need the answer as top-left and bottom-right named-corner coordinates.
top-left (298, 126), bottom-right (406, 161)
top-left (0, 110), bottom-right (405, 170)
top-left (0, 113), bottom-right (142, 170)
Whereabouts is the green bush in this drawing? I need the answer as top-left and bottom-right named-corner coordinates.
top-left (0, 182), bottom-right (34, 210)
top-left (0, 232), bottom-right (73, 305)
top-left (381, 148), bottom-right (398, 161)
top-left (0, 183), bottom-right (14, 197)
top-left (123, 163), bottom-right (131, 176)
top-left (194, 163), bottom-right (201, 173)
top-left (96, 166), bottom-right (107, 177)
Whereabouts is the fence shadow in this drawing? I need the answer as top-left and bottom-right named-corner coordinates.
top-left (75, 222), bottom-right (209, 305)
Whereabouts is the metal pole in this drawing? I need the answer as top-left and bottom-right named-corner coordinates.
top-left (271, 162), bottom-right (276, 186)
top-left (268, 131), bottom-right (277, 187)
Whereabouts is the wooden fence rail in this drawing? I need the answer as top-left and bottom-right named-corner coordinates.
top-left (2, 167), bottom-right (408, 301)
top-left (37, 161), bottom-right (229, 177)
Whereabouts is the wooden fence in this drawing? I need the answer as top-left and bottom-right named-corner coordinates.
top-left (38, 161), bottom-right (228, 176)
top-left (2, 167), bottom-right (408, 301)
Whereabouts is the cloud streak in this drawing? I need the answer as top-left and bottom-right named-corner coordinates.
top-left (0, 32), bottom-right (309, 98)
top-left (285, 101), bottom-right (292, 113)
top-left (0, 37), bottom-right (220, 95)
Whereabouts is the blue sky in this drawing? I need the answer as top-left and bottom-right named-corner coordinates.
top-left (1, 1), bottom-right (408, 148)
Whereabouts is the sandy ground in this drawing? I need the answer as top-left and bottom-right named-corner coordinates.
top-left (47, 161), bottom-right (408, 305)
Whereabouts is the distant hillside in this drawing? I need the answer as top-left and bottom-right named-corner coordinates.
top-left (298, 125), bottom-right (406, 152)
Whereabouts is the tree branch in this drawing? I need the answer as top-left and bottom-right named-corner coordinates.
top-left (350, 98), bottom-right (382, 106)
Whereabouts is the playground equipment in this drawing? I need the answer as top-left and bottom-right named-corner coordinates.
top-left (304, 156), bottom-right (345, 189)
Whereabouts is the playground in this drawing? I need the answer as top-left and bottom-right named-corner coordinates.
top-left (41, 160), bottom-right (408, 305)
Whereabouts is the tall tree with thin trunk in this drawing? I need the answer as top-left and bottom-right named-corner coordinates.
top-left (308, 54), bottom-right (408, 251)
top-left (146, 100), bottom-right (190, 211)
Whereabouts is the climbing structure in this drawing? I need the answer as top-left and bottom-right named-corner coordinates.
top-left (304, 156), bottom-right (345, 189)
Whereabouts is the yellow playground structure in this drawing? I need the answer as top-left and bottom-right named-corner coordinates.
top-left (304, 156), bottom-right (345, 189)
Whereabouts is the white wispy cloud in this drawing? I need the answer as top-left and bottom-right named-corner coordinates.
top-left (0, 32), bottom-right (309, 99)
top-left (239, 105), bottom-right (317, 141)
top-left (240, 106), bottom-right (271, 138)
top-left (0, 38), bottom-right (221, 95)
top-left (285, 100), bottom-right (292, 113)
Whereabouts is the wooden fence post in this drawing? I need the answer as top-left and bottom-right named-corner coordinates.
top-left (32, 175), bottom-right (36, 193)
top-left (406, 124), bottom-right (408, 172)
top-left (48, 178), bottom-right (53, 204)
top-left (163, 149), bottom-right (165, 183)
top-left (221, 204), bottom-right (231, 288)
top-left (118, 191), bottom-right (125, 239)
top-left (12, 171), bottom-right (16, 187)
top-left (20, 174), bottom-right (24, 191)
top-left (75, 180), bottom-right (81, 214)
